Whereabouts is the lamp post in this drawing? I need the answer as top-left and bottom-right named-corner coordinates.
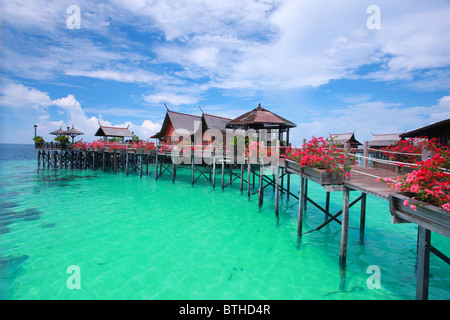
top-left (34, 125), bottom-right (37, 138)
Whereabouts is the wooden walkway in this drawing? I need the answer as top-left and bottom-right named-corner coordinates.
top-left (344, 165), bottom-right (402, 200)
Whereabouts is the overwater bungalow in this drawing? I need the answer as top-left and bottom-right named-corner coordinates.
top-left (329, 132), bottom-right (362, 148)
top-left (95, 124), bottom-right (133, 142)
top-left (400, 118), bottom-right (450, 146)
top-left (368, 133), bottom-right (402, 149)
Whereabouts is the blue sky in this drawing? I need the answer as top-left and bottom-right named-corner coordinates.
top-left (1, 0), bottom-right (450, 145)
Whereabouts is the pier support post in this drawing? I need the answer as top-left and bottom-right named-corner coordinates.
top-left (240, 163), bottom-right (244, 192)
top-left (212, 157), bottom-right (216, 189)
top-left (324, 191), bottom-right (330, 222)
top-left (140, 155), bottom-right (143, 178)
top-left (247, 161), bottom-right (251, 197)
top-left (339, 186), bottom-right (350, 288)
top-left (155, 154), bottom-right (159, 180)
top-left (297, 176), bottom-right (305, 243)
top-left (416, 226), bottom-right (431, 300)
top-left (258, 164), bottom-right (264, 206)
top-left (363, 141), bottom-right (369, 168)
top-left (172, 162), bottom-right (176, 183)
top-left (221, 159), bottom-right (225, 189)
top-left (275, 164), bottom-right (280, 218)
top-left (359, 193), bottom-right (367, 244)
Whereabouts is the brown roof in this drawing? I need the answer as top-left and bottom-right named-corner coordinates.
top-left (202, 113), bottom-right (232, 133)
top-left (49, 127), bottom-right (67, 135)
top-left (152, 110), bottom-right (202, 138)
top-left (329, 132), bottom-right (362, 146)
top-left (226, 104), bottom-right (296, 129)
top-left (65, 125), bottom-right (84, 136)
top-left (95, 125), bottom-right (132, 137)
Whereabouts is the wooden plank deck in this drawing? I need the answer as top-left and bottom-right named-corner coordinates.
top-left (344, 165), bottom-right (402, 200)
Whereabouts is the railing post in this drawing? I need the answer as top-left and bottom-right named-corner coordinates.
top-left (363, 141), bottom-right (369, 168)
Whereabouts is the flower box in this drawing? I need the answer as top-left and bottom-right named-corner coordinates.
top-left (285, 159), bottom-right (343, 185)
top-left (285, 159), bottom-right (302, 174)
top-left (302, 166), bottom-right (344, 186)
top-left (389, 193), bottom-right (450, 238)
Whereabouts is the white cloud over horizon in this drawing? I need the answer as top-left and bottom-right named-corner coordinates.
top-left (1, 0), bottom-right (449, 144)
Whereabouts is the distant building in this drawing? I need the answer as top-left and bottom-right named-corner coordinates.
top-left (368, 133), bottom-right (402, 149)
top-left (95, 125), bottom-right (133, 142)
top-left (400, 118), bottom-right (450, 146)
top-left (329, 132), bottom-right (362, 148)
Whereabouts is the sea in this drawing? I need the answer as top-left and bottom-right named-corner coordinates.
top-left (0, 143), bottom-right (449, 300)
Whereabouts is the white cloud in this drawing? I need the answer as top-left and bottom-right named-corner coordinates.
top-left (0, 82), bottom-right (52, 110)
top-left (293, 96), bottom-right (450, 146)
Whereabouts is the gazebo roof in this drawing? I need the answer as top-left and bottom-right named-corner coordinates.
top-left (49, 127), bottom-right (67, 135)
top-left (226, 104), bottom-right (296, 130)
top-left (65, 125), bottom-right (84, 136)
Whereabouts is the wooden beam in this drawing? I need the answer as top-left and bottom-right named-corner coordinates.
top-left (416, 226), bottom-right (431, 300)
top-left (297, 176), bottom-right (305, 240)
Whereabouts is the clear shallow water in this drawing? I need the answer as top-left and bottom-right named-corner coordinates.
top-left (0, 148), bottom-right (449, 299)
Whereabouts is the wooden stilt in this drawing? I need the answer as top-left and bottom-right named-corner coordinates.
top-left (140, 155), bottom-right (143, 178)
top-left (416, 226), bottom-right (431, 300)
top-left (297, 176), bottom-right (305, 240)
top-left (221, 159), bottom-right (225, 189)
top-left (191, 153), bottom-right (194, 185)
top-left (212, 157), bottom-right (216, 189)
top-left (102, 152), bottom-right (105, 172)
top-left (359, 193), bottom-right (367, 244)
top-left (172, 161), bottom-right (176, 182)
top-left (287, 173), bottom-right (290, 199)
top-left (240, 163), bottom-right (244, 192)
top-left (325, 191), bottom-right (330, 222)
top-left (247, 161), bottom-right (251, 197)
top-left (275, 164), bottom-right (280, 217)
top-left (258, 164), bottom-right (264, 206)
top-left (339, 187), bottom-right (350, 271)
top-left (126, 152), bottom-right (129, 175)
top-left (155, 154), bottom-right (159, 180)
top-left (113, 153), bottom-right (117, 174)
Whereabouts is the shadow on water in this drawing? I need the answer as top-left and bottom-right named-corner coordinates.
top-left (0, 206), bottom-right (44, 234)
top-left (0, 254), bottom-right (30, 300)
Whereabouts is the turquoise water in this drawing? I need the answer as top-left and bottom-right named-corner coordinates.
top-left (0, 157), bottom-right (449, 299)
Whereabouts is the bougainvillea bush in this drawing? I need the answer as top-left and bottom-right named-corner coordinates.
top-left (378, 139), bottom-right (450, 212)
top-left (285, 137), bottom-right (357, 177)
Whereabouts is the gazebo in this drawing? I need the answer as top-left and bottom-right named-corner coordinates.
top-left (65, 125), bottom-right (84, 143)
top-left (225, 103), bottom-right (297, 146)
top-left (49, 127), bottom-right (67, 136)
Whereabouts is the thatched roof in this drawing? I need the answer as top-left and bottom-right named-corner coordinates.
top-left (329, 132), bottom-right (362, 147)
top-left (95, 125), bottom-right (132, 137)
top-left (368, 133), bottom-right (401, 148)
top-left (65, 125), bottom-right (84, 136)
top-left (226, 104), bottom-right (296, 130)
top-left (49, 127), bottom-right (67, 135)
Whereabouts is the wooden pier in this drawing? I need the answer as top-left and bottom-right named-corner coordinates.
top-left (34, 143), bottom-right (449, 300)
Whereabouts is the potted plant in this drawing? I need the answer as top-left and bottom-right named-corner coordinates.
top-left (33, 136), bottom-right (45, 148)
top-left (378, 140), bottom-right (450, 234)
top-left (54, 135), bottom-right (70, 149)
top-left (284, 137), bottom-right (356, 185)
